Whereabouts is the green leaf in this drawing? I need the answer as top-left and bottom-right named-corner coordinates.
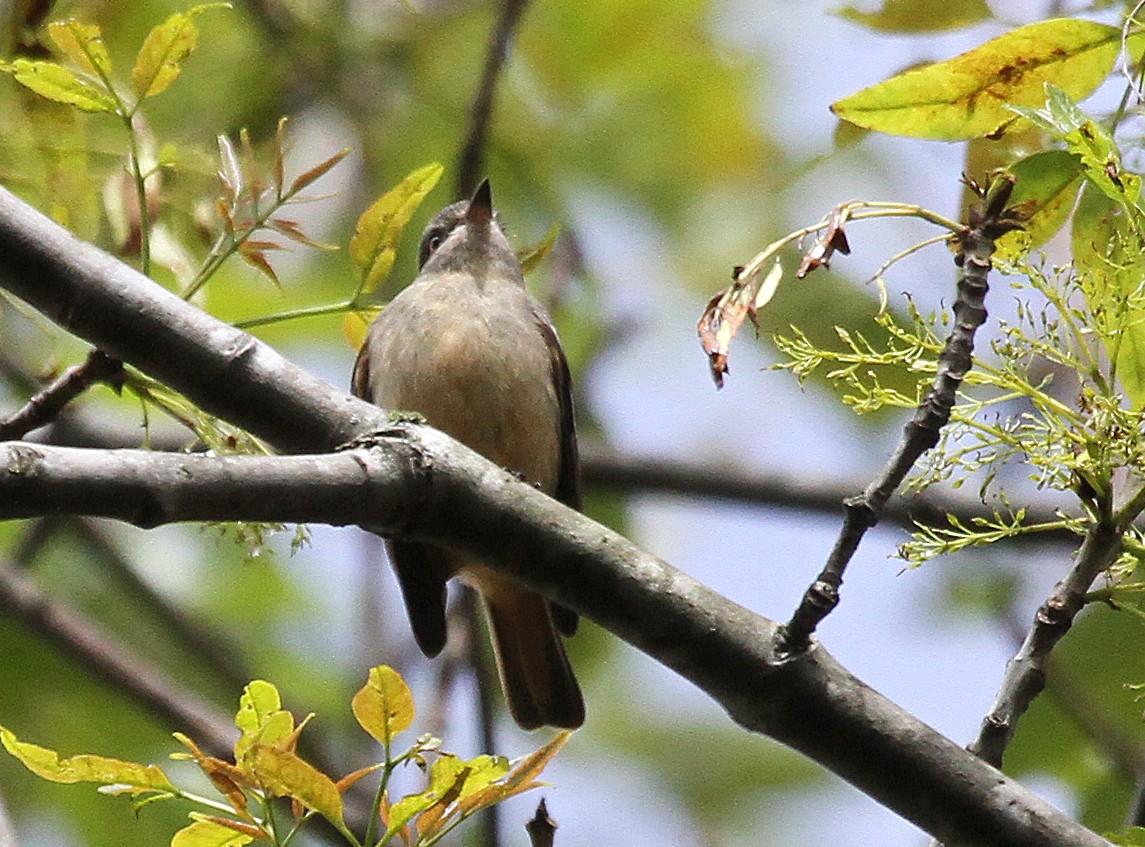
top-left (249, 744), bottom-right (344, 824)
top-left (518, 223), bottom-right (560, 275)
top-left (0, 725), bottom-right (176, 793)
top-left (384, 791), bottom-right (437, 841)
top-left (1010, 85), bottom-right (1140, 208)
top-left (47, 20), bottom-right (113, 78)
top-left (171, 818), bottom-right (255, 847)
top-left (832, 19), bottom-right (1144, 140)
top-left (837, 0), bottom-right (990, 33)
top-left (1071, 183), bottom-right (1145, 407)
top-left (351, 665), bottom-right (414, 747)
top-left (234, 680), bottom-right (281, 735)
top-left (233, 680), bottom-right (293, 762)
top-left (131, 4), bottom-right (230, 101)
top-left (350, 162), bottom-right (443, 294)
top-left (2, 59), bottom-right (118, 112)
top-left (994, 150), bottom-right (1084, 261)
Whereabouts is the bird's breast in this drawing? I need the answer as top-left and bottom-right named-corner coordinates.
top-left (365, 275), bottom-right (562, 492)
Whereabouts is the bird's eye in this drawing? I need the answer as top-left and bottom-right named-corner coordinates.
top-left (428, 235), bottom-right (444, 253)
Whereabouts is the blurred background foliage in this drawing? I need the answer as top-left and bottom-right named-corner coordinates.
top-left (1, 1), bottom-right (1143, 846)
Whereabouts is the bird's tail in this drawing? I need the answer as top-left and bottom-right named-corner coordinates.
top-left (482, 585), bottom-right (584, 730)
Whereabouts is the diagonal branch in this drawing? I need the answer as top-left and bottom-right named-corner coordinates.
top-left (969, 523), bottom-right (1123, 767)
top-left (456, 0), bottom-right (531, 198)
top-left (0, 438), bottom-right (1116, 847)
top-left (0, 558), bottom-right (237, 758)
top-left (780, 175), bottom-right (1024, 653)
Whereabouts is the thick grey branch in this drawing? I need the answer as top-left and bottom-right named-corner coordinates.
top-left (0, 187), bottom-right (1112, 846)
top-left (0, 438), bottom-right (1115, 847)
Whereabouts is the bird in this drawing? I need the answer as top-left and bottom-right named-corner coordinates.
top-left (351, 179), bottom-right (585, 730)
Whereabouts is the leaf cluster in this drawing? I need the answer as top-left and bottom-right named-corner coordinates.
top-left (0, 667), bottom-right (568, 847)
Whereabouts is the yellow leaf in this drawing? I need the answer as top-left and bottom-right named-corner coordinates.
top-left (0, 726), bottom-right (176, 793)
top-left (342, 308), bottom-right (381, 351)
top-left (249, 744), bottom-right (344, 825)
top-left (171, 818), bottom-right (255, 847)
top-left (415, 757), bottom-right (470, 840)
top-left (234, 680), bottom-right (282, 735)
top-left (994, 150), bottom-right (1083, 262)
top-left (832, 19), bottom-right (1144, 140)
top-left (502, 731), bottom-right (571, 793)
top-left (3, 59), bottom-right (118, 112)
top-left (351, 665), bottom-right (414, 747)
top-left (350, 163), bottom-right (443, 294)
top-left (132, 4), bottom-right (229, 100)
top-left (47, 20), bottom-right (112, 78)
top-left (233, 681), bottom-right (293, 764)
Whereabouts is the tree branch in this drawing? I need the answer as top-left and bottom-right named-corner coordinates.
top-left (969, 522), bottom-right (1124, 768)
top-left (0, 557), bottom-right (237, 758)
top-left (0, 349), bottom-right (123, 441)
top-left (780, 175), bottom-right (1024, 652)
top-left (0, 187), bottom-right (1112, 846)
top-left (0, 438), bottom-right (1114, 847)
top-left (456, 0), bottom-right (531, 198)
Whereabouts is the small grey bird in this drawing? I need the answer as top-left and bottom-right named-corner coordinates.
top-left (351, 179), bottom-right (584, 730)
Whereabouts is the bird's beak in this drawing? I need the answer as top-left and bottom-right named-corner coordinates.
top-left (466, 178), bottom-right (493, 225)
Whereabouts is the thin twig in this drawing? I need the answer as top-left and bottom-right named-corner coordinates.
top-left (779, 175), bottom-right (1025, 654)
top-left (968, 523), bottom-right (1124, 767)
top-left (456, 0), bottom-right (531, 198)
top-left (526, 799), bottom-right (557, 847)
top-left (462, 588), bottom-right (501, 847)
top-left (0, 350), bottom-right (122, 441)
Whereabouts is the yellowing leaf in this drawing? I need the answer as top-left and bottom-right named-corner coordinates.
top-left (832, 19), bottom-right (1143, 140)
top-left (233, 681), bottom-right (294, 763)
top-left (132, 4), bottom-right (229, 100)
top-left (234, 680), bottom-right (282, 735)
top-left (47, 20), bottom-right (112, 78)
top-left (3, 59), bottom-right (118, 112)
top-left (171, 818), bottom-right (255, 847)
top-left (249, 744), bottom-right (343, 824)
top-left (0, 726), bottom-right (176, 793)
top-left (384, 791), bottom-right (436, 841)
top-left (342, 308), bottom-right (381, 351)
top-left (350, 163), bottom-right (443, 294)
top-left (351, 665), bottom-right (414, 747)
top-left (502, 731), bottom-right (570, 792)
top-left (995, 150), bottom-right (1083, 262)
top-left (287, 148), bottom-right (350, 196)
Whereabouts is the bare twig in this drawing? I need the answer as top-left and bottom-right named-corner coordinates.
top-left (456, 0), bottom-right (531, 198)
top-left (526, 798), bottom-right (557, 847)
top-left (580, 449), bottom-right (1075, 542)
top-left (779, 175), bottom-right (1024, 654)
top-left (462, 587), bottom-right (501, 847)
top-left (969, 523), bottom-right (1123, 767)
top-left (0, 350), bottom-right (122, 441)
